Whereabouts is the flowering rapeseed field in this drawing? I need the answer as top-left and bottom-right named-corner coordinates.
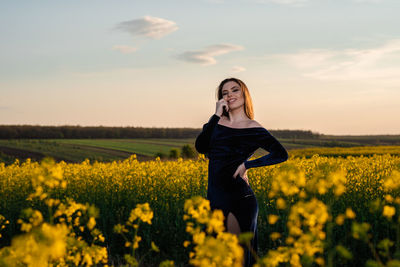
top-left (1, 152), bottom-right (400, 266)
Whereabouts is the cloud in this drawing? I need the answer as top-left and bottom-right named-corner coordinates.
top-left (175, 43), bottom-right (244, 65)
top-left (250, 0), bottom-right (384, 6)
top-left (230, 66), bottom-right (246, 73)
top-left (114, 16), bottom-right (178, 40)
top-left (267, 38), bottom-right (400, 82)
top-left (251, 0), bottom-right (311, 7)
top-left (112, 45), bottom-right (138, 54)
top-left (353, 0), bottom-right (383, 2)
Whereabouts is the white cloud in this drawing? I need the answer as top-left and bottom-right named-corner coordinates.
top-left (114, 16), bottom-right (178, 40)
top-left (251, 0), bottom-right (311, 7)
top-left (230, 65), bottom-right (246, 73)
top-left (112, 45), bottom-right (138, 54)
top-left (267, 38), bottom-right (400, 82)
top-left (250, 0), bottom-right (384, 6)
top-left (175, 43), bottom-right (244, 65)
top-left (353, 0), bottom-right (383, 3)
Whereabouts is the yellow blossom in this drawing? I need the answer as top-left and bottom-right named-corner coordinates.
top-left (276, 198), bottom-right (286, 209)
top-left (335, 214), bottom-right (345, 225)
top-left (268, 214), bottom-right (279, 225)
top-left (383, 205), bottom-right (396, 219)
top-left (345, 208), bottom-right (356, 219)
top-left (87, 217), bottom-right (96, 230)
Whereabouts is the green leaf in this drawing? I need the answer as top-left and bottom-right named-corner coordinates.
top-left (159, 260), bottom-right (175, 267)
top-left (151, 241), bottom-right (160, 252)
top-left (336, 245), bottom-right (353, 260)
top-left (377, 238), bottom-right (394, 258)
top-left (124, 254), bottom-right (139, 267)
top-left (365, 259), bottom-right (381, 267)
top-left (238, 232), bottom-right (253, 245)
top-left (351, 222), bottom-right (370, 242)
top-left (387, 260), bottom-right (400, 267)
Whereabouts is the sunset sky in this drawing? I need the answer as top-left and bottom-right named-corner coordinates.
top-left (1, 0), bottom-right (399, 135)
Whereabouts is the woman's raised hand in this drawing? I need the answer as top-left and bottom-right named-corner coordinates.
top-left (215, 98), bottom-right (229, 117)
top-left (233, 162), bottom-right (249, 185)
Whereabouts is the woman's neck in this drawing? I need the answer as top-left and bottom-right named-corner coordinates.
top-left (225, 107), bottom-right (249, 124)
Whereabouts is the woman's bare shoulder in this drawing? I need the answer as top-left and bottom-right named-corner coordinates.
top-left (248, 120), bottom-right (263, 128)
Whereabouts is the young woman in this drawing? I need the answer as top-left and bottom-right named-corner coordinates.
top-left (195, 77), bottom-right (289, 267)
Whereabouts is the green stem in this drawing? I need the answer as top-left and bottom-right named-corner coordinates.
top-left (132, 220), bottom-right (140, 259)
top-left (367, 237), bottom-right (383, 266)
top-left (326, 221), bottom-right (334, 267)
top-left (242, 238), bottom-right (260, 263)
top-left (395, 216), bottom-right (400, 259)
top-left (138, 249), bottom-right (153, 266)
top-left (48, 203), bottom-right (54, 225)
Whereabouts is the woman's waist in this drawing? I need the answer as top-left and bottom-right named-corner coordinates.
top-left (208, 157), bottom-right (247, 168)
top-left (208, 173), bottom-right (253, 193)
top-left (208, 180), bottom-right (254, 199)
top-left (208, 148), bottom-right (250, 160)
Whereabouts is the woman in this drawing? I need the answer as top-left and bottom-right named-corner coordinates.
top-left (195, 77), bottom-right (289, 267)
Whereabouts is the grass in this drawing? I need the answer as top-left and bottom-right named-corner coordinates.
top-left (1, 138), bottom-right (400, 165)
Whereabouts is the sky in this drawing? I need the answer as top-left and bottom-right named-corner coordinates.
top-left (0, 0), bottom-right (399, 135)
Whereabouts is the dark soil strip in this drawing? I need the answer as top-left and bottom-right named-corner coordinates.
top-left (0, 146), bottom-right (72, 163)
top-left (60, 143), bottom-right (154, 161)
top-left (112, 139), bottom-right (182, 147)
top-left (0, 145), bottom-right (153, 164)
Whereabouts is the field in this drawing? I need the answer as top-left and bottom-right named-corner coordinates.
top-left (0, 138), bottom-right (195, 164)
top-left (1, 147), bottom-right (400, 266)
top-left (1, 137), bottom-right (400, 165)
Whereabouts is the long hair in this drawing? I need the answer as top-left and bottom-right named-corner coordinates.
top-left (216, 77), bottom-right (254, 120)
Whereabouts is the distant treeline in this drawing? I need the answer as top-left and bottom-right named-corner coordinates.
top-left (0, 125), bottom-right (321, 139)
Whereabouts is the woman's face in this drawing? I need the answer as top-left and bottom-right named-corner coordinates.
top-left (221, 81), bottom-right (244, 110)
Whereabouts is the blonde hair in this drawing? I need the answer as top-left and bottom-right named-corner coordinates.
top-left (216, 77), bottom-right (254, 120)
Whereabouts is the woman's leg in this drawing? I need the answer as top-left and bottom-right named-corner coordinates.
top-left (227, 212), bottom-right (241, 235)
top-left (227, 194), bottom-right (259, 267)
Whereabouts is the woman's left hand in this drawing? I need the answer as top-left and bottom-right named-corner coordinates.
top-left (233, 162), bottom-right (249, 185)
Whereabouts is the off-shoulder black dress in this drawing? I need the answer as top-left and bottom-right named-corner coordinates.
top-left (195, 114), bottom-right (288, 267)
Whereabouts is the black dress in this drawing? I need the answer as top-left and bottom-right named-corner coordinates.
top-left (195, 114), bottom-right (289, 267)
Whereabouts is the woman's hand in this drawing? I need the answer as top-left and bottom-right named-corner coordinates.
top-left (215, 98), bottom-right (229, 117)
top-left (233, 162), bottom-right (249, 185)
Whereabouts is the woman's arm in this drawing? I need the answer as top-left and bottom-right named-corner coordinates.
top-left (195, 114), bottom-right (221, 154)
top-left (244, 131), bottom-right (288, 170)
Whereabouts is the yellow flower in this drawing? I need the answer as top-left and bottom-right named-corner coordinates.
top-left (192, 232), bottom-right (206, 245)
top-left (335, 214), bottom-right (345, 225)
top-left (270, 232), bottom-right (281, 241)
top-left (383, 205), bottom-right (396, 219)
top-left (385, 194), bottom-right (394, 203)
top-left (129, 203), bottom-right (153, 224)
top-left (87, 217), bottom-right (96, 230)
top-left (268, 214), bottom-right (279, 225)
top-left (345, 208), bottom-right (356, 219)
top-left (98, 234), bottom-right (105, 242)
top-left (276, 198), bottom-right (286, 209)
top-left (315, 257), bottom-right (325, 266)
top-left (206, 209), bottom-right (225, 234)
top-left (133, 235), bottom-right (142, 249)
